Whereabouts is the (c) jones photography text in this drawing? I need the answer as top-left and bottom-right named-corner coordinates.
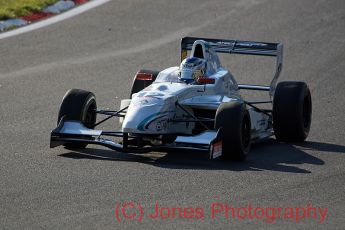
top-left (115, 201), bottom-right (328, 224)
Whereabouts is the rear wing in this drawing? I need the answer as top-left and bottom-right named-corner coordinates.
top-left (181, 37), bottom-right (283, 97)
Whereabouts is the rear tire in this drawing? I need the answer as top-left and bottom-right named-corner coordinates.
top-left (215, 102), bottom-right (251, 161)
top-left (130, 69), bottom-right (159, 98)
top-left (58, 89), bottom-right (97, 149)
top-left (273, 81), bottom-right (312, 142)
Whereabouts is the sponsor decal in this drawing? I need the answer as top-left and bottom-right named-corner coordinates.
top-left (216, 41), bottom-right (234, 46)
top-left (132, 95), bottom-right (163, 106)
top-left (155, 120), bottom-right (168, 131)
top-left (137, 112), bottom-right (172, 131)
top-left (237, 42), bottom-right (267, 47)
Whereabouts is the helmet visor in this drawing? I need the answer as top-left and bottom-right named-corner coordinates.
top-left (179, 69), bottom-right (194, 80)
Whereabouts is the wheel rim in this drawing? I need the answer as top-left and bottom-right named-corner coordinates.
top-left (242, 115), bottom-right (251, 150)
top-left (302, 94), bottom-right (311, 131)
top-left (83, 98), bottom-right (97, 128)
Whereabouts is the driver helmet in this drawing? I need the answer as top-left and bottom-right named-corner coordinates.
top-left (178, 57), bottom-right (207, 83)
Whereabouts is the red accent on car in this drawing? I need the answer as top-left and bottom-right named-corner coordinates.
top-left (197, 77), bottom-right (215, 84)
top-left (135, 72), bottom-right (153, 81)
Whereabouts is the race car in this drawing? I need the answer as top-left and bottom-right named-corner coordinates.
top-left (50, 37), bottom-right (312, 161)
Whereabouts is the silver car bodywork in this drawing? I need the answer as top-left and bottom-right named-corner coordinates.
top-left (51, 37), bottom-right (283, 158)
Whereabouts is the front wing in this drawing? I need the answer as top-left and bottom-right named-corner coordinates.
top-left (50, 120), bottom-right (223, 158)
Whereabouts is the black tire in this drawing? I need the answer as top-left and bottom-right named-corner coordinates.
top-left (58, 89), bottom-right (97, 149)
top-left (273, 81), bottom-right (312, 142)
top-left (130, 69), bottom-right (159, 98)
top-left (215, 102), bottom-right (251, 161)
top-left (162, 135), bottom-right (177, 144)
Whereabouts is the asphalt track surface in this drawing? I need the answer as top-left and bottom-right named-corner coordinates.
top-left (1, 0), bottom-right (345, 229)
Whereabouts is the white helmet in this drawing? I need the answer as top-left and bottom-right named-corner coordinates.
top-left (178, 57), bottom-right (207, 83)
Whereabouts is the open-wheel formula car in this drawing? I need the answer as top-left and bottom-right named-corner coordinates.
top-left (50, 37), bottom-right (312, 161)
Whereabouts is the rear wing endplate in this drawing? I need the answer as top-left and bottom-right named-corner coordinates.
top-left (181, 37), bottom-right (283, 97)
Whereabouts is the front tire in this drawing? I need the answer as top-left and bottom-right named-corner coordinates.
top-left (58, 89), bottom-right (97, 149)
top-left (215, 102), bottom-right (251, 161)
top-left (273, 81), bottom-right (312, 142)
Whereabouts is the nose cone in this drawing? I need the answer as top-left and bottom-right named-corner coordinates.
top-left (122, 95), bottom-right (171, 134)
